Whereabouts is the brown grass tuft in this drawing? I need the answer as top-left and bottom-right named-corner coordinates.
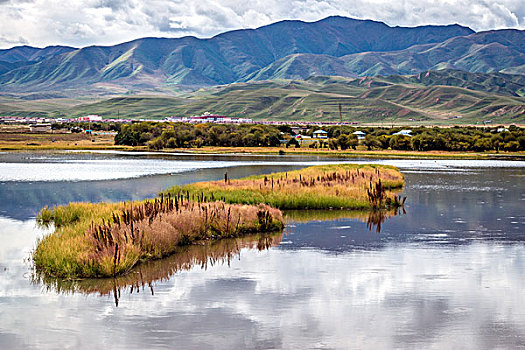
top-left (34, 197), bottom-right (283, 279)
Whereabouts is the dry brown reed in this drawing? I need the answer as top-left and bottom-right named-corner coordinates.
top-left (33, 232), bottom-right (282, 305)
top-left (34, 195), bottom-right (283, 279)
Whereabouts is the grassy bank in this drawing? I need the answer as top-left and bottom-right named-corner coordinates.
top-left (180, 146), bottom-right (525, 159)
top-left (33, 197), bottom-right (283, 279)
top-left (0, 131), bottom-right (127, 151)
top-left (33, 232), bottom-right (282, 302)
top-left (166, 164), bottom-right (405, 210)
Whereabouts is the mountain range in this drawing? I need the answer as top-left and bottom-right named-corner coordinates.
top-left (5, 16), bottom-right (523, 92)
top-left (0, 16), bottom-right (524, 124)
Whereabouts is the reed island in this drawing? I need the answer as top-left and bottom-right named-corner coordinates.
top-left (33, 164), bottom-right (404, 279)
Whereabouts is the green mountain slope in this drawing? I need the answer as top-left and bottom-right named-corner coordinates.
top-left (0, 17), bottom-right (474, 91)
top-left (245, 54), bottom-right (355, 81)
top-left (59, 71), bottom-right (524, 124)
top-left (340, 30), bottom-right (525, 76)
top-left (0, 45), bottom-right (75, 63)
top-left (379, 70), bottom-right (525, 97)
top-left (250, 30), bottom-right (525, 81)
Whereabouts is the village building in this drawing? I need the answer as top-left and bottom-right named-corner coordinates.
top-left (392, 129), bottom-right (413, 136)
top-left (29, 123), bottom-right (52, 133)
top-left (352, 130), bottom-right (366, 140)
top-left (77, 115), bottom-right (103, 122)
top-left (166, 113), bottom-right (252, 124)
top-left (312, 130), bottom-right (328, 139)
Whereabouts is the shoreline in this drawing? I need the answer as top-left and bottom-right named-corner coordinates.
top-left (1, 143), bottom-right (524, 160)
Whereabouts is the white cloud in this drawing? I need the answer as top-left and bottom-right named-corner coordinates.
top-left (0, 0), bottom-right (524, 49)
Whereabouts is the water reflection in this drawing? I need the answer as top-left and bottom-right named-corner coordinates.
top-left (366, 207), bottom-right (406, 233)
top-left (285, 207), bottom-right (406, 233)
top-left (0, 165), bottom-right (307, 220)
top-left (32, 233), bottom-right (282, 306)
top-left (2, 155), bottom-right (525, 349)
top-left (31, 209), bottom-right (405, 306)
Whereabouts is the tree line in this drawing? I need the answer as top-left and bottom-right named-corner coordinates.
top-left (114, 122), bottom-right (281, 149)
top-left (113, 122), bottom-right (525, 152)
top-left (300, 125), bottom-right (524, 152)
top-left (359, 126), bottom-right (524, 152)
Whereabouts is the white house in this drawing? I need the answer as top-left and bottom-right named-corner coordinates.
top-left (352, 130), bottom-right (366, 140)
top-left (392, 129), bottom-right (413, 137)
top-left (29, 123), bottom-right (52, 133)
top-left (312, 130), bottom-right (328, 139)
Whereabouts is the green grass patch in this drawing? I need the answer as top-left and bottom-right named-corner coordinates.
top-left (165, 164), bottom-right (405, 210)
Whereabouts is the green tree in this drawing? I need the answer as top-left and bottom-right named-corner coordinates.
top-left (337, 134), bottom-right (358, 150)
top-left (363, 135), bottom-right (381, 150)
top-left (472, 137), bottom-right (491, 151)
top-left (147, 137), bottom-right (164, 150)
top-left (389, 135), bottom-right (412, 150)
top-left (491, 135), bottom-right (503, 152)
top-left (503, 141), bottom-right (519, 152)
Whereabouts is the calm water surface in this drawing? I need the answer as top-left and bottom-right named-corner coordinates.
top-left (0, 151), bottom-right (524, 349)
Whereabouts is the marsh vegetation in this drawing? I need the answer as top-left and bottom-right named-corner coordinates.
top-left (32, 206), bottom-right (404, 305)
top-left (34, 196), bottom-right (283, 278)
top-left (33, 232), bottom-right (283, 306)
top-left (166, 164), bottom-right (405, 210)
top-left (32, 164), bottom-right (404, 279)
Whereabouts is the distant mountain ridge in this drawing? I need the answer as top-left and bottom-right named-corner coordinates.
top-left (0, 45), bottom-right (76, 76)
top-left (0, 45), bottom-right (76, 63)
top-left (0, 16), bottom-right (479, 92)
top-left (0, 16), bottom-right (524, 95)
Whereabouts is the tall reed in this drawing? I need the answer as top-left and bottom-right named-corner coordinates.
top-left (34, 196), bottom-right (283, 279)
top-left (166, 164), bottom-right (405, 210)
top-left (33, 232), bottom-right (282, 305)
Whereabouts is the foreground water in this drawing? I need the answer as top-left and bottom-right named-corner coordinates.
top-left (0, 152), bottom-right (524, 349)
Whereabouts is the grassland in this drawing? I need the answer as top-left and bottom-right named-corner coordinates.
top-left (166, 164), bottom-right (405, 210)
top-left (0, 126), bottom-right (126, 150)
top-left (60, 79), bottom-right (525, 124)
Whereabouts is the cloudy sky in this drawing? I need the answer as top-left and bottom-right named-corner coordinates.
top-left (0, 0), bottom-right (524, 49)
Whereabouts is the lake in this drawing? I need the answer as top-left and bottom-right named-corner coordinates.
top-left (0, 151), bottom-right (524, 349)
